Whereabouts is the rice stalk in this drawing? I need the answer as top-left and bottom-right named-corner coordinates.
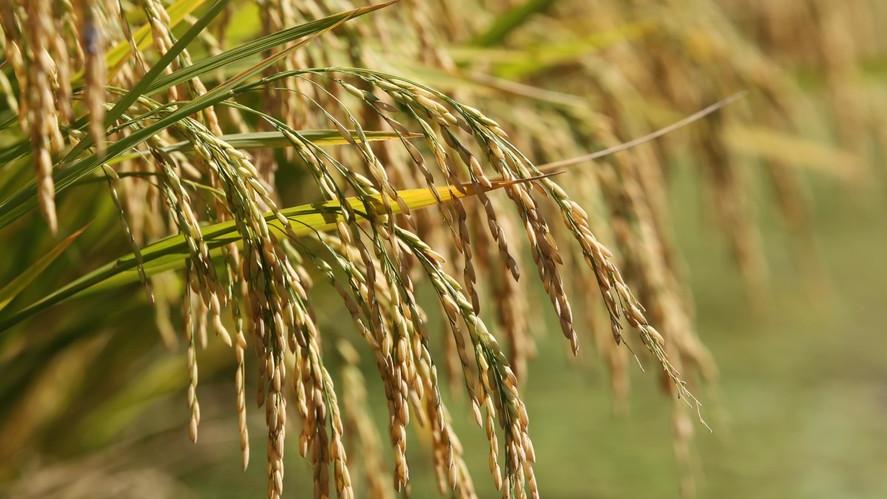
top-left (1, 1), bottom-right (879, 498)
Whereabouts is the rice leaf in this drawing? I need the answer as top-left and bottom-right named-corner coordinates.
top-left (144, 1), bottom-right (398, 96)
top-left (0, 226), bottom-right (87, 312)
top-left (0, 180), bottom-right (512, 331)
top-left (163, 129), bottom-right (409, 151)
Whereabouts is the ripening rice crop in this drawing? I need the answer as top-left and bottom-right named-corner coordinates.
top-left (0, 0), bottom-right (882, 497)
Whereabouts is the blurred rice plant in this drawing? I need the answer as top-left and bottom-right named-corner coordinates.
top-left (0, 0), bottom-right (884, 497)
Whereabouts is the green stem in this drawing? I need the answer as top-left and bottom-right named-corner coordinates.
top-left (472, 0), bottom-right (557, 47)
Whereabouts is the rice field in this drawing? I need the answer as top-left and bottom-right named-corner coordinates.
top-left (1, 1), bottom-right (885, 498)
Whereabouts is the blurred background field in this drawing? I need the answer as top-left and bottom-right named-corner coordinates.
top-left (2, 0), bottom-right (887, 498)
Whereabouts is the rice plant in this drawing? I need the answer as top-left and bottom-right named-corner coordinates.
top-left (1, 0), bottom-right (882, 497)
